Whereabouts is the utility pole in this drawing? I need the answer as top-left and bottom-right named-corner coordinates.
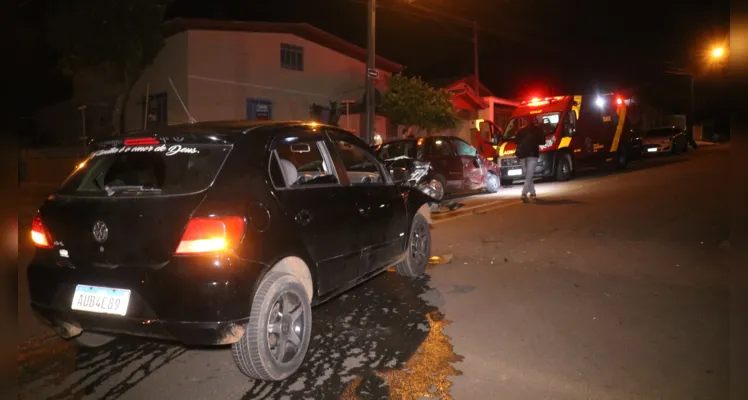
top-left (689, 73), bottom-right (695, 129)
top-left (364, 0), bottom-right (377, 145)
top-left (472, 20), bottom-right (479, 94)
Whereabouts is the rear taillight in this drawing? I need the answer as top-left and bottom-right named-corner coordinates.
top-left (124, 137), bottom-right (160, 146)
top-left (175, 217), bottom-right (245, 255)
top-left (31, 216), bottom-right (54, 248)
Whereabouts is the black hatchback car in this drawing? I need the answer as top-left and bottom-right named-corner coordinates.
top-left (27, 121), bottom-right (434, 381)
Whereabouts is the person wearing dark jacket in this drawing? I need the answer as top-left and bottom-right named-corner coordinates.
top-left (515, 118), bottom-right (546, 201)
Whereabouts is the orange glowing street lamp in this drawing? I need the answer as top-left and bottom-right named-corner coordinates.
top-left (711, 46), bottom-right (725, 59)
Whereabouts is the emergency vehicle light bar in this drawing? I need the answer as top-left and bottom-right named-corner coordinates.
top-left (521, 96), bottom-right (565, 107)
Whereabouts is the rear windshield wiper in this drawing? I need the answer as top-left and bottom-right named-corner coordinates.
top-left (104, 185), bottom-right (162, 196)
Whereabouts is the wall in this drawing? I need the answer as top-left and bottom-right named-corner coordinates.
top-left (185, 30), bottom-right (391, 122)
top-left (125, 33), bottom-right (191, 131)
top-left (20, 147), bottom-right (82, 185)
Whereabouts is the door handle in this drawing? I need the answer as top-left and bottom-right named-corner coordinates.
top-left (294, 209), bottom-right (313, 226)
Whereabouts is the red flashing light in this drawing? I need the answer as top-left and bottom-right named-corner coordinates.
top-left (616, 98), bottom-right (623, 105)
top-left (124, 137), bottom-right (160, 146)
top-left (31, 216), bottom-right (54, 248)
top-left (521, 95), bottom-right (566, 107)
top-left (175, 217), bottom-right (245, 255)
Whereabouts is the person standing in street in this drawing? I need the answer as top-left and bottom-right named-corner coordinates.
top-left (515, 118), bottom-right (545, 202)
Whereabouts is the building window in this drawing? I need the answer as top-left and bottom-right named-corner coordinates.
top-left (280, 43), bottom-right (304, 71)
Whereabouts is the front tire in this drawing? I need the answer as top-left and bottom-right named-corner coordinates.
top-left (485, 173), bottom-right (500, 193)
top-left (232, 272), bottom-right (312, 381)
top-left (500, 178), bottom-right (513, 187)
top-left (555, 154), bottom-right (573, 181)
top-left (395, 213), bottom-right (431, 277)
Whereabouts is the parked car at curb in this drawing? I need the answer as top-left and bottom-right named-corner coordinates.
top-left (375, 136), bottom-right (501, 196)
top-left (27, 121), bottom-right (434, 381)
top-left (640, 126), bottom-right (689, 155)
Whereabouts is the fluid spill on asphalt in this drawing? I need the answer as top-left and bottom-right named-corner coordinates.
top-left (19, 336), bottom-right (186, 399)
top-left (18, 273), bottom-right (463, 400)
top-left (239, 273), bottom-right (463, 399)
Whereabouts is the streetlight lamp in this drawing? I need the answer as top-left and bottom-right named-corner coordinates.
top-left (711, 46), bottom-right (725, 59)
top-left (662, 44), bottom-right (727, 143)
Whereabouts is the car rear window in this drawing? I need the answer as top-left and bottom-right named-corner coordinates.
top-left (377, 141), bottom-right (418, 160)
top-left (58, 143), bottom-right (232, 197)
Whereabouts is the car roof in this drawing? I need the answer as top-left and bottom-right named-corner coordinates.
top-left (118, 121), bottom-right (356, 145)
top-left (127, 120), bottom-right (308, 137)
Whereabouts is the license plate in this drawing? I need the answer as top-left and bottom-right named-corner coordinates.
top-left (71, 285), bottom-right (131, 316)
top-left (508, 169), bottom-right (522, 176)
top-left (647, 148), bottom-right (658, 152)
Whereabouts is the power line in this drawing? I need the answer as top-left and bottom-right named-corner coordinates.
top-left (345, 0), bottom-right (575, 56)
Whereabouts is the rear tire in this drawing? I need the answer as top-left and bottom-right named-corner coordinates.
top-left (615, 149), bottom-right (629, 170)
top-left (555, 154), bottom-right (573, 181)
top-left (232, 272), bottom-right (312, 381)
top-left (72, 332), bottom-right (116, 348)
top-left (485, 173), bottom-right (500, 193)
top-left (395, 213), bottom-right (431, 278)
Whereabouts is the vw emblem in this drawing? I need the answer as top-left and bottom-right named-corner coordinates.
top-left (92, 221), bottom-right (109, 243)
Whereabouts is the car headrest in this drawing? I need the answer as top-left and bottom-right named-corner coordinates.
top-left (278, 159), bottom-right (298, 186)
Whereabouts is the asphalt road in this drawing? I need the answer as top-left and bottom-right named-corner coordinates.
top-left (18, 146), bottom-right (730, 399)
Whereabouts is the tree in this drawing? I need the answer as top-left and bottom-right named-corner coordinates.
top-left (46, 0), bottom-right (170, 135)
top-left (379, 75), bottom-right (459, 134)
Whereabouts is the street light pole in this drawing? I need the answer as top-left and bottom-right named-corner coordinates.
top-left (689, 73), bottom-right (695, 134)
top-left (364, 0), bottom-right (377, 145)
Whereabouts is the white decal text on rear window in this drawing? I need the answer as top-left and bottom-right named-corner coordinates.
top-left (92, 144), bottom-right (200, 157)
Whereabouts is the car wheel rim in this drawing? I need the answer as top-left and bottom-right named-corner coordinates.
top-left (488, 175), bottom-right (498, 191)
top-left (562, 161), bottom-right (570, 175)
top-left (267, 291), bottom-right (305, 364)
top-left (410, 220), bottom-right (428, 266)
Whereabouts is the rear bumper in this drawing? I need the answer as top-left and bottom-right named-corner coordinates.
top-left (30, 303), bottom-right (249, 345)
top-left (498, 152), bottom-right (555, 180)
top-left (27, 253), bottom-right (267, 345)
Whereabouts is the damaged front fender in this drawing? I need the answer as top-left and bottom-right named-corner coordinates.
top-left (404, 188), bottom-right (435, 225)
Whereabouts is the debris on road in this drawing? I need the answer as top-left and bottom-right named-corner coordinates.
top-left (429, 253), bottom-right (453, 265)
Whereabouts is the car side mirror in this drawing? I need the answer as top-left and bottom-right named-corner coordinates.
top-left (492, 128), bottom-right (503, 144)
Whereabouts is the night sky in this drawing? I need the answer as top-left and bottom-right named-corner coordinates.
top-left (167, 0), bottom-right (729, 96)
top-left (12, 0), bottom-right (730, 115)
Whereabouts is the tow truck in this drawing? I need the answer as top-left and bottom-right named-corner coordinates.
top-left (496, 93), bottom-right (636, 186)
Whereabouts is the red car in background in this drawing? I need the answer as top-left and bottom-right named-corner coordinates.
top-left (375, 136), bottom-right (501, 197)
